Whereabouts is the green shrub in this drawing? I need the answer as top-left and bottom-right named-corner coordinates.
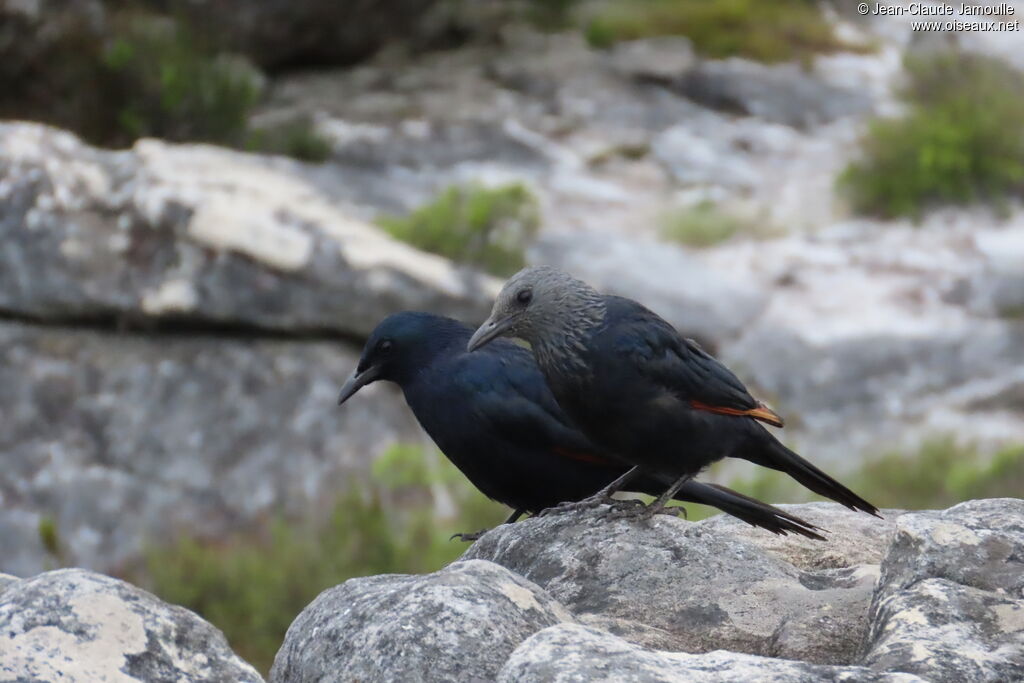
top-left (840, 52), bottom-right (1024, 218)
top-left (0, 8), bottom-right (330, 163)
top-left (99, 13), bottom-right (262, 147)
top-left (246, 118), bottom-right (333, 163)
top-left (129, 444), bottom-right (506, 675)
top-left (380, 183), bottom-right (541, 276)
top-left (859, 438), bottom-right (1024, 509)
top-left (583, 0), bottom-right (857, 63)
top-left (660, 201), bottom-right (744, 247)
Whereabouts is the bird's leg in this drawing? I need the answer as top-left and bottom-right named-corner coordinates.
top-left (450, 509), bottom-right (525, 542)
top-left (537, 467), bottom-right (642, 518)
top-left (605, 473), bottom-right (694, 521)
top-left (642, 473), bottom-right (694, 519)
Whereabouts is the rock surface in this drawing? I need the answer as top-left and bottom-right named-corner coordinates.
top-left (0, 568), bottom-right (262, 682)
top-left (675, 58), bottom-right (872, 128)
top-left (463, 504), bottom-right (880, 664)
top-left (498, 624), bottom-right (924, 683)
top-left (277, 500), bottom-right (1024, 681)
top-left (0, 320), bottom-right (425, 576)
top-left (862, 499), bottom-right (1024, 682)
top-left (0, 121), bottom-right (493, 575)
top-left (271, 559), bottom-right (572, 683)
top-left (0, 123), bottom-right (497, 338)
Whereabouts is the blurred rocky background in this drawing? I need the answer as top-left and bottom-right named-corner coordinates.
top-left (1, 0), bottom-right (1022, 674)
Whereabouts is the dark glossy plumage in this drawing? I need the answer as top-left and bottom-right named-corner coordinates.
top-left (471, 268), bottom-right (879, 517)
top-left (340, 312), bottom-right (824, 537)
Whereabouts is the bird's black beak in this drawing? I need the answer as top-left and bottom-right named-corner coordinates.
top-left (467, 315), bottom-right (515, 352)
top-left (337, 366), bottom-right (382, 406)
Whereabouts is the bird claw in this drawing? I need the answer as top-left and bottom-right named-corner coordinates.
top-left (537, 495), bottom-right (609, 518)
top-left (450, 528), bottom-right (489, 542)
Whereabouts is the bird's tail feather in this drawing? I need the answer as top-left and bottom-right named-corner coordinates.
top-left (676, 481), bottom-right (826, 540)
top-left (747, 435), bottom-right (880, 517)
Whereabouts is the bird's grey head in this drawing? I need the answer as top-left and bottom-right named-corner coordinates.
top-left (466, 266), bottom-right (604, 359)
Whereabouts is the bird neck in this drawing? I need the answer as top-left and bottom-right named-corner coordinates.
top-left (531, 292), bottom-right (605, 378)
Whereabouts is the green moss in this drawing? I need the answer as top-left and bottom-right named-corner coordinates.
top-left (659, 201), bottom-right (749, 248)
top-left (128, 444), bottom-right (506, 675)
top-left (583, 0), bottom-right (859, 63)
top-left (840, 52), bottom-right (1024, 218)
top-left (380, 183), bottom-right (541, 276)
top-left (246, 118), bottom-right (332, 163)
top-left (38, 517), bottom-right (61, 559)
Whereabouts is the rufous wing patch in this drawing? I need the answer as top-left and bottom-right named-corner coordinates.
top-left (551, 447), bottom-right (618, 466)
top-left (690, 400), bottom-right (785, 428)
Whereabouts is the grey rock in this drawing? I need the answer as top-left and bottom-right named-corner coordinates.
top-left (0, 320), bottom-right (423, 576)
top-left (0, 568), bottom-right (262, 682)
top-left (725, 307), bottom-right (1024, 464)
top-left (864, 578), bottom-right (1024, 683)
top-left (0, 122), bottom-right (497, 338)
top-left (862, 499), bottom-right (1024, 682)
top-left (0, 573), bottom-right (17, 593)
top-left (606, 37), bottom-right (697, 83)
top-left (676, 58), bottom-right (873, 128)
top-left (769, 564), bottom-right (880, 666)
top-left (463, 506), bottom-right (877, 664)
top-left (969, 228), bottom-right (1024, 317)
top-left (652, 122), bottom-right (764, 189)
top-left (497, 623), bottom-right (925, 683)
top-left (695, 502), bottom-right (904, 570)
top-left (271, 559), bottom-right (572, 683)
top-left (530, 233), bottom-right (767, 348)
top-left (877, 499), bottom-right (1024, 598)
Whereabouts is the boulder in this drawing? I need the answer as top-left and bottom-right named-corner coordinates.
top-left (694, 502), bottom-right (904, 570)
top-left (876, 499), bottom-right (1024, 597)
top-left (0, 122), bottom-right (497, 338)
top-left (530, 233), bottom-right (767, 348)
top-left (865, 578), bottom-right (1024, 683)
top-left (463, 504), bottom-right (879, 664)
top-left (271, 559), bottom-right (572, 683)
top-left (675, 58), bottom-right (873, 128)
top-left (0, 320), bottom-right (424, 576)
top-left (0, 568), bottom-right (262, 682)
top-left (272, 501), bottom-right (1024, 680)
top-left (498, 623), bottom-right (925, 683)
top-left (862, 499), bottom-right (1024, 682)
top-left (606, 37), bottom-right (697, 83)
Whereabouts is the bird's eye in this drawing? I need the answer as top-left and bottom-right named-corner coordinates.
top-left (516, 289), bottom-right (533, 305)
top-left (378, 340), bottom-right (393, 353)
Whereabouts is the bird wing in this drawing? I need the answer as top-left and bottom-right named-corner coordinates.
top-left (457, 344), bottom-right (620, 466)
top-left (605, 296), bottom-right (784, 427)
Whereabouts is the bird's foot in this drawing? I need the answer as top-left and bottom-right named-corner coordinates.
top-left (537, 494), bottom-right (613, 518)
top-left (450, 528), bottom-right (489, 542)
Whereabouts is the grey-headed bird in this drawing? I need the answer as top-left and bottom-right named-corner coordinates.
top-left (467, 266), bottom-right (878, 518)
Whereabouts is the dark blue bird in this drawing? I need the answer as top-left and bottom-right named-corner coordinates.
top-left (338, 311), bottom-right (823, 539)
top-left (467, 267), bottom-right (879, 518)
